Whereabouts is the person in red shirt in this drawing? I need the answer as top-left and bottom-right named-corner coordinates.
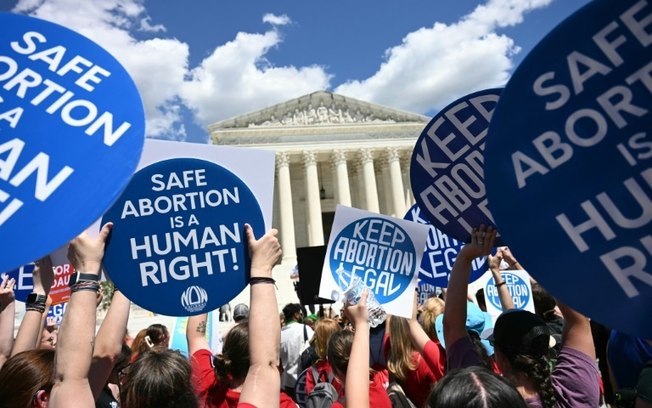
top-left (187, 225), bottom-right (289, 408)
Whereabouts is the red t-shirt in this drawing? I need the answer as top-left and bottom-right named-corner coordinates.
top-left (332, 369), bottom-right (392, 408)
top-left (384, 336), bottom-right (446, 407)
top-left (191, 349), bottom-right (296, 408)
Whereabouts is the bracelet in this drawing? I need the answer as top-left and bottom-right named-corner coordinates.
top-left (250, 277), bottom-right (277, 288)
top-left (495, 281), bottom-right (507, 288)
top-left (26, 302), bottom-right (46, 313)
top-left (71, 281), bottom-right (100, 293)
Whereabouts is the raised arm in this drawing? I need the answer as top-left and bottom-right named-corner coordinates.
top-left (443, 226), bottom-right (496, 350)
top-left (12, 256), bottom-right (54, 355)
top-left (238, 225), bottom-right (282, 408)
top-left (49, 223), bottom-right (112, 408)
top-left (488, 250), bottom-right (514, 311)
top-left (344, 290), bottom-right (370, 408)
top-left (89, 289), bottom-right (131, 399)
top-left (557, 302), bottom-right (595, 359)
top-left (0, 275), bottom-right (16, 368)
top-left (186, 313), bottom-right (210, 357)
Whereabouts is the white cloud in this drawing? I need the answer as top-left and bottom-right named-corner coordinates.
top-left (335, 0), bottom-right (552, 114)
top-left (11, 0), bottom-right (551, 140)
top-left (262, 13), bottom-right (291, 26)
top-left (139, 16), bottom-right (165, 33)
top-left (12, 0), bottom-right (328, 141)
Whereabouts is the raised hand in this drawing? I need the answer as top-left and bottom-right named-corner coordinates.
top-left (67, 223), bottom-right (112, 274)
top-left (0, 274), bottom-right (15, 311)
top-left (245, 224), bottom-right (282, 278)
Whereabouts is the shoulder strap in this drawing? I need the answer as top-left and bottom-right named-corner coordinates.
top-left (304, 323), bottom-right (309, 342)
top-left (311, 365), bottom-right (321, 384)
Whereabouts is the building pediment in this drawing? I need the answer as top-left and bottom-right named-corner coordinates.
top-left (209, 91), bottom-right (429, 131)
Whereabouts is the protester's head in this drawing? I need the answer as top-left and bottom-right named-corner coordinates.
top-left (39, 325), bottom-right (58, 350)
top-left (120, 347), bottom-right (197, 408)
top-left (428, 366), bottom-right (528, 408)
top-left (233, 303), bottom-right (249, 322)
top-left (145, 323), bottom-right (170, 348)
top-left (313, 318), bottom-right (341, 360)
top-left (532, 284), bottom-right (558, 322)
top-left (387, 316), bottom-right (417, 382)
top-left (492, 310), bottom-right (557, 408)
top-left (0, 349), bottom-right (55, 408)
top-left (107, 344), bottom-right (132, 386)
top-left (419, 297), bottom-right (445, 341)
top-left (435, 302), bottom-right (494, 368)
top-left (214, 321), bottom-right (250, 385)
top-left (282, 303), bottom-right (303, 323)
top-left (304, 314), bottom-right (317, 330)
top-left (327, 329), bottom-right (354, 381)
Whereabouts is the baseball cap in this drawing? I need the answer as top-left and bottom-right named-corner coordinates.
top-left (435, 301), bottom-right (494, 355)
top-left (233, 303), bottom-right (249, 322)
top-left (491, 309), bottom-right (554, 357)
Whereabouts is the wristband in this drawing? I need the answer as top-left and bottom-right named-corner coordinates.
top-left (250, 277), bottom-right (277, 288)
top-left (71, 281), bottom-right (100, 293)
top-left (495, 281), bottom-right (507, 288)
top-left (69, 272), bottom-right (100, 287)
top-left (26, 293), bottom-right (47, 313)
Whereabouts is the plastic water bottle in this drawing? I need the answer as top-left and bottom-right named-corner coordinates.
top-left (341, 275), bottom-right (387, 328)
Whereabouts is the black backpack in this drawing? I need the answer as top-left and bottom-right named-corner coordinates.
top-left (305, 366), bottom-right (338, 408)
top-left (387, 374), bottom-right (417, 408)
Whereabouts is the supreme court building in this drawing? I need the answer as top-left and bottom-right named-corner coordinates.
top-left (209, 91), bottom-right (429, 305)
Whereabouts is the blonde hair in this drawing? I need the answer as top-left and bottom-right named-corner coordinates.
top-left (387, 316), bottom-right (418, 382)
top-left (419, 297), bottom-right (445, 341)
top-left (313, 318), bottom-right (341, 360)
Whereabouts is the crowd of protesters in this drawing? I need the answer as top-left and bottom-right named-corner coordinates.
top-left (0, 224), bottom-right (650, 408)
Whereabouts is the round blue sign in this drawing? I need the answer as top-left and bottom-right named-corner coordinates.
top-left (328, 217), bottom-right (417, 303)
top-left (410, 88), bottom-right (502, 244)
top-left (484, 0), bottom-right (652, 338)
top-left (404, 204), bottom-right (486, 287)
top-left (485, 272), bottom-right (531, 310)
top-left (102, 158), bottom-right (264, 316)
top-left (0, 13), bottom-right (145, 273)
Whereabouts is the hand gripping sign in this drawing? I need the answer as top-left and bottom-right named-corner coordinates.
top-left (102, 158), bottom-right (265, 316)
top-left (410, 88), bottom-right (502, 244)
top-left (319, 205), bottom-right (428, 318)
top-left (481, 270), bottom-right (534, 321)
top-left (484, 0), bottom-right (652, 338)
top-left (404, 204), bottom-right (486, 287)
top-left (0, 13), bottom-right (145, 273)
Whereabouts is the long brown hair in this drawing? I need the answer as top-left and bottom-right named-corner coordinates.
top-left (387, 316), bottom-right (418, 382)
top-left (213, 321), bottom-right (250, 384)
top-left (121, 347), bottom-right (197, 408)
top-left (0, 349), bottom-right (55, 408)
top-left (313, 318), bottom-right (341, 360)
top-left (419, 297), bottom-right (445, 341)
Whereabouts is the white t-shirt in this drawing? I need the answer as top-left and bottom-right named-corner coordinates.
top-left (280, 322), bottom-right (314, 389)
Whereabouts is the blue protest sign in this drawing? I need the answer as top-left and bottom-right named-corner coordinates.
top-left (46, 302), bottom-right (67, 326)
top-left (404, 204), bottom-right (486, 287)
top-left (0, 13), bottom-right (145, 273)
top-left (484, 271), bottom-right (533, 311)
top-left (319, 205), bottom-right (428, 318)
top-left (410, 88), bottom-right (502, 244)
top-left (102, 158), bottom-right (264, 316)
top-left (4, 261), bottom-right (73, 304)
top-left (484, 0), bottom-right (652, 338)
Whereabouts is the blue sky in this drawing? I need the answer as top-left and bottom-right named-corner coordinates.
top-left (2, 0), bottom-right (591, 143)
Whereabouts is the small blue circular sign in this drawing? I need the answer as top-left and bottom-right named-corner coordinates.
top-left (484, 272), bottom-right (531, 310)
top-left (102, 158), bottom-right (264, 316)
top-left (0, 13), bottom-right (145, 273)
top-left (410, 88), bottom-right (502, 244)
top-left (484, 0), bottom-right (652, 338)
top-left (404, 204), bottom-right (486, 287)
top-left (328, 217), bottom-right (417, 303)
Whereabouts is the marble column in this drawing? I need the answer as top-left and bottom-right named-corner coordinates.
top-left (387, 147), bottom-right (406, 217)
top-left (276, 152), bottom-right (296, 262)
top-left (401, 155), bottom-right (415, 209)
top-left (303, 150), bottom-right (324, 246)
top-left (332, 150), bottom-right (351, 207)
top-left (359, 148), bottom-right (379, 213)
